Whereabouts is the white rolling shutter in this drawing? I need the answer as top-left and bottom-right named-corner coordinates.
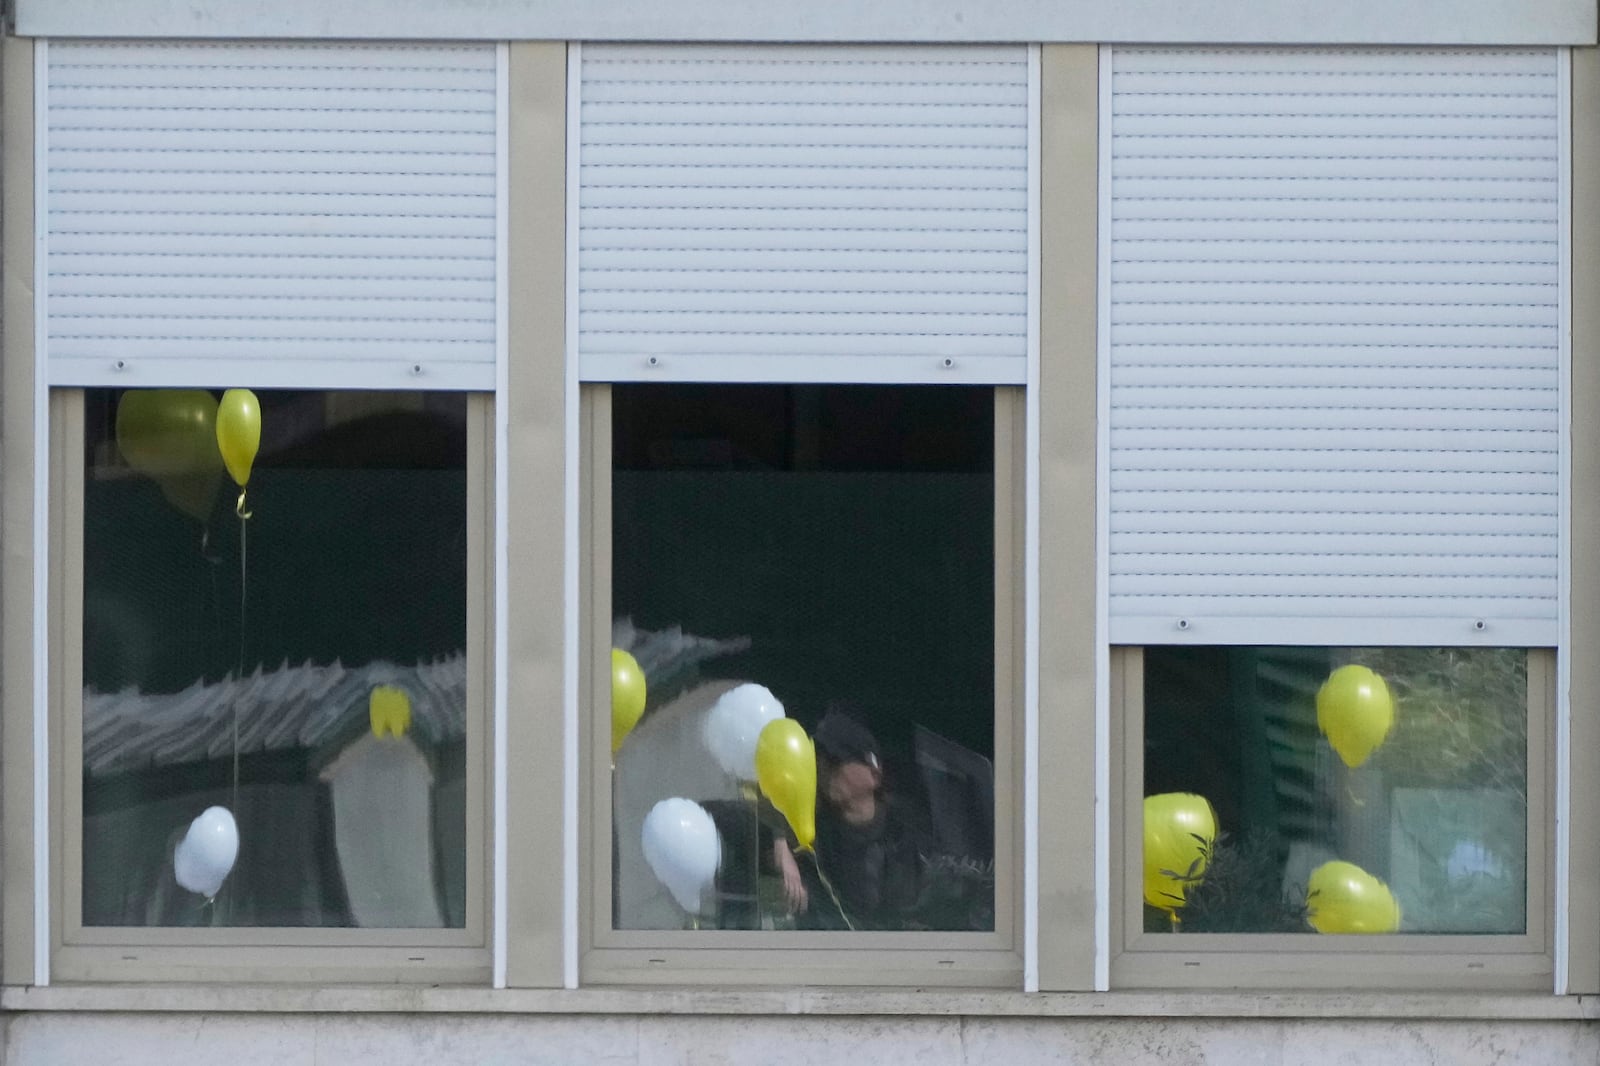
top-left (44, 41), bottom-right (500, 390)
top-left (1106, 47), bottom-right (1563, 647)
top-left (576, 44), bottom-right (1032, 384)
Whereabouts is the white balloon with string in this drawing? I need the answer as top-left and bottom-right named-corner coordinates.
top-left (174, 805), bottom-right (240, 898)
top-left (641, 798), bottom-right (721, 917)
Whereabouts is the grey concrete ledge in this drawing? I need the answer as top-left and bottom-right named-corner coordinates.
top-left (3, 985), bottom-right (1597, 1021)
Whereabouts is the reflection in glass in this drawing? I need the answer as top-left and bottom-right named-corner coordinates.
top-left (81, 389), bottom-right (468, 928)
top-left (1143, 647), bottom-right (1528, 935)
top-left (611, 385), bottom-right (996, 933)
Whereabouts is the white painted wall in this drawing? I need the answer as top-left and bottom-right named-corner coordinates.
top-left (14, 0), bottom-right (1597, 45)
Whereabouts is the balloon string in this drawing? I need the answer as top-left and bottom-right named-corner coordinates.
top-left (804, 849), bottom-right (857, 932)
top-left (748, 793), bottom-right (759, 929)
top-left (232, 504), bottom-right (248, 814)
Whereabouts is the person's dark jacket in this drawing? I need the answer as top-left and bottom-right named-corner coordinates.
top-left (800, 793), bottom-right (928, 931)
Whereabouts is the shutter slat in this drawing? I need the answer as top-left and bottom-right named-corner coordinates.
top-left (582, 186), bottom-right (1025, 211)
top-left (1114, 449), bottom-right (1556, 476)
top-left (1115, 325), bottom-right (1556, 348)
top-left (1113, 71), bottom-right (1556, 96)
top-left (1113, 350), bottom-right (1557, 375)
top-left (55, 274), bottom-right (492, 299)
top-left (1119, 157), bottom-right (1555, 180)
top-left (584, 164), bottom-right (1024, 190)
top-left (50, 150), bottom-right (496, 176)
top-left (50, 232), bottom-right (492, 258)
top-left (1113, 511), bottom-right (1553, 536)
top-left (50, 128), bottom-right (492, 154)
top-left (1115, 469), bottom-right (1553, 494)
top-left (1116, 239), bottom-right (1557, 262)
top-left (1120, 388), bottom-right (1555, 412)
top-left (581, 43), bottom-right (1026, 72)
top-left (1110, 47), bottom-right (1558, 75)
top-left (1112, 596), bottom-right (1555, 620)
top-left (1112, 426), bottom-right (1555, 453)
top-left (51, 171), bottom-right (498, 197)
top-left (1112, 553), bottom-right (1556, 578)
top-left (1115, 532), bottom-right (1557, 556)
top-left (580, 331), bottom-right (1024, 358)
top-left (51, 41), bottom-right (496, 73)
top-left (581, 289), bottom-right (1023, 316)
top-left (1113, 176), bottom-right (1557, 200)
top-left (1112, 281), bottom-right (1556, 304)
top-left (52, 315), bottom-right (493, 343)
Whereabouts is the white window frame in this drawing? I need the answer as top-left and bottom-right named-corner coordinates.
top-left (576, 382), bottom-right (1027, 986)
top-left (48, 388), bottom-right (497, 984)
top-left (1108, 644), bottom-right (1557, 991)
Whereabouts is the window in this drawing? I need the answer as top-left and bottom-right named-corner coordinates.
top-left (1111, 645), bottom-right (1552, 989)
top-left (573, 41), bottom-right (1033, 984)
top-left (1099, 45), bottom-right (1565, 990)
top-left (1141, 647), bottom-right (1534, 937)
top-left (582, 384), bottom-right (1023, 983)
top-left (18, 36), bottom-right (509, 984)
top-left (52, 389), bottom-right (492, 982)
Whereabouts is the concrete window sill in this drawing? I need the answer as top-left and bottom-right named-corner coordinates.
top-left (2, 986), bottom-right (1595, 1021)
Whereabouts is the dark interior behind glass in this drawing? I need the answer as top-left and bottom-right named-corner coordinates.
top-left (81, 389), bottom-right (469, 928)
top-left (611, 384), bottom-right (996, 933)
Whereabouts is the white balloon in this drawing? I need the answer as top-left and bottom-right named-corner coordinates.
top-left (641, 798), bottom-right (721, 917)
top-left (704, 683), bottom-right (784, 780)
top-left (174, 806), bottom-right (240, 898)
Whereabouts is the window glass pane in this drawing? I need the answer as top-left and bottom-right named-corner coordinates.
top-left (612, 384), bottom-right (995, 933)
top-left (1142, 646), bottom-right (1528, 935)
top-left (82, 388), bottom-right (470, 928)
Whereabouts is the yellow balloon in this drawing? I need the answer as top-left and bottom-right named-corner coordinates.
top-left (1306, 860), bottom-right (1401, 934)
top-left (1317, 664), bottom-right (1395, 768)
top-left (1143, 792), bottom-right (1217, 913)
top-left (369, 685), bottom-right (412, 739)
top-left (215, 388), bottom-right (262, 489)
top-left (115, 389), bottom-right (225, 522)
top-left (755, 717), bottom-right (816, 851)
top-left (611, 648), bottom-right (647, 754)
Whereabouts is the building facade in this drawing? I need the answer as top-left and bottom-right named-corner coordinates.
top-left (1, 1), bottom-right (1598, 1062)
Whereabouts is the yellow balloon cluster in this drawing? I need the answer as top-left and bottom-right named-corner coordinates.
top-left (115, 388), bottom-right (266, 523)
top-left (1306, 860), bottom-right (1401, 934)
top-left (1142, 792), bottom-right (1216, 913)
top-left (369, 685), bottom-right (412, 738)
top-left (115, 389), bottom-right (225, 522)
top-left (1317, 664), bottom-right (1394, 768)
top-left (611, 648), bottom-right (647, 754)
top-left (755, 718), bottom-right (816, 851)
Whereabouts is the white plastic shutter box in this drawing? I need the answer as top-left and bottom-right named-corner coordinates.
top-left (45, 41), bottom-right (499, 390)
top-left (1106, 47), bottom-right (1562, 647)
top-left (577, 44), bottom-right (1031, 384)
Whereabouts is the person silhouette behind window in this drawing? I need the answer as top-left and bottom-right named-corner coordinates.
top-left (773, 709), bottom-right (930, 930)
